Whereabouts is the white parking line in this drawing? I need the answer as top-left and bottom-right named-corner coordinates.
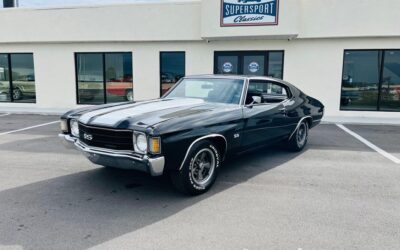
top-left (0, 121), bottom-right (59, 136)
top-left (0, 113), bottom-right (10, 117)
top-left (336, 124), bottom-right (400, 164)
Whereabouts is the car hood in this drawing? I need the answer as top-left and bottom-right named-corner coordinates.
top-left (78, 98), bottom-right (230, 129)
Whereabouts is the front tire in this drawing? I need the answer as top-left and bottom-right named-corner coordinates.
top-left (287, 120), bottom-right (309, 152)
top-left (170, 140), bottom-right (220, 195)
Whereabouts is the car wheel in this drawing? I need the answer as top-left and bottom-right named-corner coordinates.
top-left (126, 90), bottom-right (133, 101)
top-left (287, 120), bottom-right (309, 152)
top-left (12, 88), bottom-right (22, 100)
top-left (170, 140), bottom-right (220, 195)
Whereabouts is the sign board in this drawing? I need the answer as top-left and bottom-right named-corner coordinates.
top-left (220, 0), bottom-right (279, 27)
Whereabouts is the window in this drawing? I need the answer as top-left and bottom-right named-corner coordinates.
top-left (214, 51), bottom-right (284, 79)
top-left (76, 52), bottom-right (132, 104)
top-left (381, 50), bottom-right (400, 111)
top-left (341, 50), bottom-right (400, 111)
top-left (160, 52), bottom-right (185, 96)
top-left (246, 80), bottom-right (289, 105)
top-left (0, 53), bottom-right (36, 103)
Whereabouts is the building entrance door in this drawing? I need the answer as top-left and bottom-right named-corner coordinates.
top-left (214, 51), bottom-right (284, 79)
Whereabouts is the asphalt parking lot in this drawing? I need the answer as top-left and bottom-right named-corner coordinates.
top-left (0, 114), bottom-right (399, 250)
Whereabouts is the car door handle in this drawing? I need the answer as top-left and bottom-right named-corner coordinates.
top-left (279, 108), bottom-right (287, 115)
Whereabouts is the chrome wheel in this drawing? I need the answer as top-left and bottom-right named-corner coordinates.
top-left (12, 88), bottom-right (22, 100)
top-left (126, 90), bottom-right (133, 101)
top-left (296, 123), bottom-right (308, 147)
top-left (190, 148), bottom-right (216, 186)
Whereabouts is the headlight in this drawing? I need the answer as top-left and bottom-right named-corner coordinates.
top-left (134, 133), bottom-right (147, 153)
top-left (60, 119), bottom-right (68, 133)
top-left (70, 119), bottom-right (79, 137)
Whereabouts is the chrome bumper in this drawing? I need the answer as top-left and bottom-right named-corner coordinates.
top-left (58, 134), bottom-right (165, 176)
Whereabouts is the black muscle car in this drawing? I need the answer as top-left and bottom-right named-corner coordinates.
top-left (59, 75), bottom-right (324, 195)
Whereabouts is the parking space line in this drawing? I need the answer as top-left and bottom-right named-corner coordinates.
top-left (336, 124), bottom-right (400, 164)
top-left (0, 121), bottom-right (59, 136)
top-left (0, 113), bottom-right (10, 117)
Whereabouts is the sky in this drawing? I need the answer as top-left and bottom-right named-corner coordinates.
top-left (1, 0), bottom-right (195, 8)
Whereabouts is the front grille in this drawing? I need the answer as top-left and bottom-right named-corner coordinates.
top-left (79, 123), bottom-right (133, 151)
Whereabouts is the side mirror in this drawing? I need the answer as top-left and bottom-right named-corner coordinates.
top-left (252, 96), bottom-right (262, 104)
top-left (246, 96), bottom-right (262, 108)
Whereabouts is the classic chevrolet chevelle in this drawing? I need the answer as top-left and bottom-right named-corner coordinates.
top-left (59, 75), bottom-right (324, 195)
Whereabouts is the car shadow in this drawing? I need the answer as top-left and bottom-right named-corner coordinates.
top-left (0, 144), bottom-right (302, 250)
top-left (0, 124), bottom-right (373, 249)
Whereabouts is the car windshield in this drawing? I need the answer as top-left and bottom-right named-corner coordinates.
top-left (164, 78), bottom-right (244, 104)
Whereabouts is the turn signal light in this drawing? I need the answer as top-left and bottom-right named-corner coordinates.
top-left (149, 137), bottom-right (161, 154)
top-left (60, 119), bottom-right (68, 133)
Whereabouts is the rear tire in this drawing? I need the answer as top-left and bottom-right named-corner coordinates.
top-left (170, 140), bottom-right (220, 196)
top-left (287, 120), bottom-right (309, 152)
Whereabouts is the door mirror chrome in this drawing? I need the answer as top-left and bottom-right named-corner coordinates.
top-left (245, 96), bottom-right (262, 108)
top-left (252, 96), bottom-right (262, 104)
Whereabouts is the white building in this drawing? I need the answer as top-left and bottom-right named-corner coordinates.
top-left (0, 0), bottom-right (399, 121)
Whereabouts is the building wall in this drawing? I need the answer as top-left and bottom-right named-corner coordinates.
top-left (1, 0), bottom-right (400, 43)
top-left (1, 37), bottom-right (399, 119)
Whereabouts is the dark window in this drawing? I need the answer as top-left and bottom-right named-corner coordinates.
top-left (381, 50), bottom-right (400, 111)
top-left (214, 51), bottom-right (284, 79)
top-left (160, 52), bottom-right (185, 96)
top-left (76, 52), bottom-right (132, 104)
top-left (0, 53), bottom-right (36, 103)
top-left (341, 50), bottom-right (400, 112)
top-left (268, 52), bottom-right (284, 79)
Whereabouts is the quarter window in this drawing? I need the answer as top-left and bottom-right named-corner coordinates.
top-left (160, 52), bottom-right (185, 96)
top-left (246, 80), bottom-right (289, 105)
top-left (76, 52), bottom-right (133, 104)
top-left (0, 53), bottom-right (36, 103)
top-left (341, 50), bottom-right (400, 111)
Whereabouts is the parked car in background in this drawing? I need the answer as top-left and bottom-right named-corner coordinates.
top-left (0, 75), bottom-right (36, 101)
top-left (78, 76), bottom-right (133, 102)
top-left (59, 75), bottom-right (324, 195)
top-left (106, 76), bottom-right (134, 101)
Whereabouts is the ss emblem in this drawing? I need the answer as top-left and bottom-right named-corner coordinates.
top-left (84, 133), bottom-right (93, 141)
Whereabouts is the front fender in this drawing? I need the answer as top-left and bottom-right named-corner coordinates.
top-left (161, 125), bottom-right (237, 171)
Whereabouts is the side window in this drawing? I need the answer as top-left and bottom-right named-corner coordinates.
top-left (246, 80), bottom-right (290, 105)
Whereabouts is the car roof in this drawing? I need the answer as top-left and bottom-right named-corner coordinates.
top-left (183, 74), bottom-right (297, 90)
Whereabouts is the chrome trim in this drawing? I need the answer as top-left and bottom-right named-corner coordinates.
top-left (288, 116), bottom-right (312, 140)
top-left (75, 140), bottom-right (141, 160)
top-left (59, 134), bottom-right (165, 176)
top-left (78, 122), bottom-right (132, 132)
top-left (239, 78), bottom-right (250, 107)
top-left (147, 156), bottom-right (165, 176)
top-left (133, 131), bottom-right (147, 154)
top-left (179, 134), bottom-right (228, 171)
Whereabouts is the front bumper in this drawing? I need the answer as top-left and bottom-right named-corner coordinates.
top-left (59, 134), bottom-right (165, 176)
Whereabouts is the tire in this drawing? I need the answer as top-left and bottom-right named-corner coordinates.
top-left (12, 88), bottom-right (23, 100)
top-left (170, 140), bottom-right (221, 196)
top-left (287, 120), bottom-right (309, 152)
top-left (125, 90), bottom-right (133, 101)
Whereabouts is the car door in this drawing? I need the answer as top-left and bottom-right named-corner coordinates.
top-left (241, 80), bottom-right (292, 148)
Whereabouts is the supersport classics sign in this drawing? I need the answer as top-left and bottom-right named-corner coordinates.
top-left (220, 0), bottom-right (279, 27)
